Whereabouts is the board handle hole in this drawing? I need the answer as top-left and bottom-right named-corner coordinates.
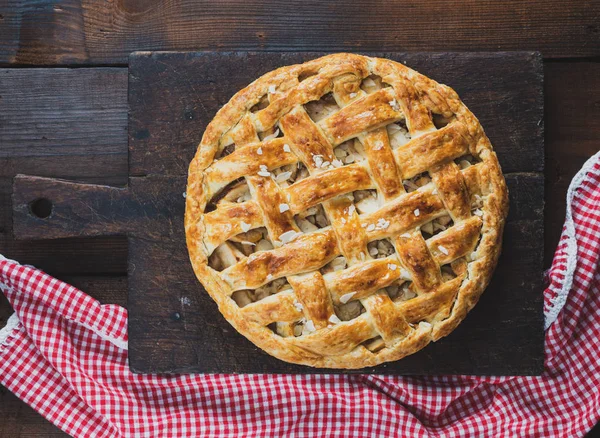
top-left (30, 198), bottom-right (53, 219)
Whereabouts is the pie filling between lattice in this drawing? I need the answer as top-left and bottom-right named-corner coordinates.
top-left (185, 54), bottom-right (508, 369)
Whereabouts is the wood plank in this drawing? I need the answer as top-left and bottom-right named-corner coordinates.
top-left (12, 176), bottom-right (131, 240)
top-left (12, 175), bottom-right (186, 241)
top-left (545, 61), bottom-right (600, 266)
top-left (0, 0), bottom-right (598, 65)
top-left (1, 177), bottom-right (127, 277)
top-left (0, 68), bottom-right (127, 165)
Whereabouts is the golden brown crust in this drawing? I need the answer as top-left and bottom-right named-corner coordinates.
top-left (185, 53), bottom-right (509, 369)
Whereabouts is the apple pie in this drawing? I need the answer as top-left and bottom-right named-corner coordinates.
top-left (185, 53), bottom-right (508, 368)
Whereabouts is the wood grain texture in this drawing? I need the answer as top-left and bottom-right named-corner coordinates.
top-left (0, 68), bottom-right (127, 157)
top-left (0, 67), bottom-right (128, 186)
top-left (12, 176), bottom-right (129, 239)
top-left (12, 175), bottom-right (186, 241)
top-left (0, 0), bottom-right (599, 65)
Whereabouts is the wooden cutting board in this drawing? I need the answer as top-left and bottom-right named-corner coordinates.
top-left (12, 51), bottom-right (544, 375)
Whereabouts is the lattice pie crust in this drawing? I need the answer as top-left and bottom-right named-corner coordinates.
top-left (185, 54), bottom-right (508, 368)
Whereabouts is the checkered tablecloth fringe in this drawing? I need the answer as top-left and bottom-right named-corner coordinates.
top-left (1, 151), bottom-right (599, 437)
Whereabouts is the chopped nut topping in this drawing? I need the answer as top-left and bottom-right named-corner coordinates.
top-left (329, 314), bottom-right (342, 324)
top-left (376, 218), bottom-right (390, 230)
top-left (278, 230), bottom-right (301, 244)
top-left (275, 171), bottom-right (292, 182)
top-left (257, 164), bottom-right (271, 177)
top-left (262, 129), bottom-right (280, 141)
top-left (313, 154), bottom-right (324, 168)
top-left (302, 319), bottom-right (316, 335)
top-left (339, 292), bottom-right (356, 304)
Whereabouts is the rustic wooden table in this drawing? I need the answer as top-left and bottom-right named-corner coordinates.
top-left (0, 1), bottom-right (598, 436)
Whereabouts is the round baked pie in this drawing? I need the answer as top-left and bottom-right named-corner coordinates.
top-left (185, 53), bottom-right (508, 369)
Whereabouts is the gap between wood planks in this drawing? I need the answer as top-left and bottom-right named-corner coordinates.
top-left (0, 0), bottom-right (598, 64)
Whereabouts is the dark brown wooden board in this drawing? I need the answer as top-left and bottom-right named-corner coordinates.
top-left (1, 0), bottom-right (598, 65)
top-left (12, 51), bottom-right (544, 374)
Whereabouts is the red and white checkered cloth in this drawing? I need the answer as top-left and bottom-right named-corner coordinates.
top-left (1, 152), bottom-right (599, 438)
